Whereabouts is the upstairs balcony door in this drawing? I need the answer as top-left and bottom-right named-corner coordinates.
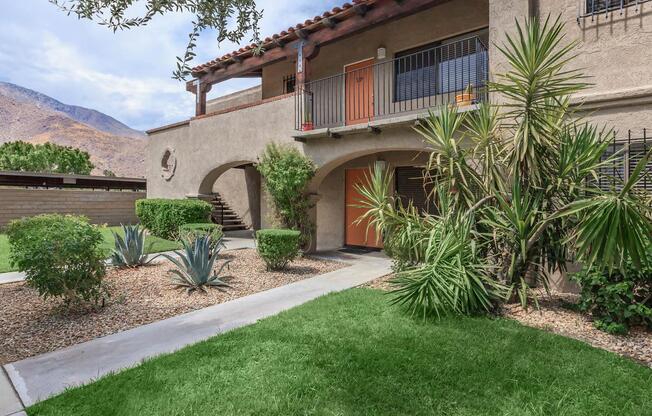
top-left (345, 59), bottom-right (374, 126)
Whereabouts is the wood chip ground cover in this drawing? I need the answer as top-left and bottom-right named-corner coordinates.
top-left (362, 274), bottom-right (652, 368)
top-left (0, 249), bottom-right (345, 365)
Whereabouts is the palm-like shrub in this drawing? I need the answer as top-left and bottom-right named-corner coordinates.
top-left (111, 224), bottom-right (152, 268)
top-left (162, 235), bottom-right (231, 293)
top-left (356, 15), bottom-right (652, 316)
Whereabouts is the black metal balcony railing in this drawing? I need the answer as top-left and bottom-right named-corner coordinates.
top-left (295, 36), bottom-right (488, 131)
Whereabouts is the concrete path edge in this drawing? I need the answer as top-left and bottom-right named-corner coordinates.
top-left (3, 252), bottom-right (391, 409)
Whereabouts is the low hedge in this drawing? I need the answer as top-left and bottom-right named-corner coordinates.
top-left (136, 199), bottom-right (212, 239)
top-left (179, 223), bottom-right (223, 242)
top-left (256, 229), bottom-right (301, 271)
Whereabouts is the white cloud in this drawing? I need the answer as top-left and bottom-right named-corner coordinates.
top-left (0, 0), bottom-right (338, 130)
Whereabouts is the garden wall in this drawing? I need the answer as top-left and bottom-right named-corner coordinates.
top-left (0, 188), bottom-right (145, 228)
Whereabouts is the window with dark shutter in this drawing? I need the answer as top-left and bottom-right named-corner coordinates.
top-left (393, 29), bottom-right (488, 102)
top-left (394, 167), bottom-right (437, 215)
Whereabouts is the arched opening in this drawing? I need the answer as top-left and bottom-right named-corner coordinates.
top-left (197, 161), bottom-right (262, 232)
top-left (313, 149), bottom-right (432, 252)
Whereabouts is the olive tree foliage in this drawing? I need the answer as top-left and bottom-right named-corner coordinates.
top-left (356, 16), bottom-right (652, 316)
top-left (49, 0), bottom-right (262, 80)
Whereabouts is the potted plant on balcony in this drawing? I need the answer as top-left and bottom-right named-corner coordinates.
top-left (455, 83), bottom-right (475, 106)
top-left (301, 93), bottom-right (315, 131)
top-left (302, 104), bottom-right (314, 131)
top-left (301, 110), bottom-right (315, 131)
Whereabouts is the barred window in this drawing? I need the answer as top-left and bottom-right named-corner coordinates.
top-left (581, 0), bottom-right (646, 17)
top-left (283, 74), bottom-right (296, 94)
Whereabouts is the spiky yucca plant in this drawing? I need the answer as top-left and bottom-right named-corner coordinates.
top-left (162, 235), bottom-right (231, 293)
top-left (355, 15), bottom-right (652, 315)
top-left (111, 224), bottom-right (153, 268)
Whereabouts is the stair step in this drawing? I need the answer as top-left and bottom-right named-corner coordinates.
top-left (221, 224), bottom-right (249, 231)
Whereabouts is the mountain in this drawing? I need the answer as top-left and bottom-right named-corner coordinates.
top-left (0, 83), bottom-right (146, 178)
top-left (0, 82), bottom-right (144, 139)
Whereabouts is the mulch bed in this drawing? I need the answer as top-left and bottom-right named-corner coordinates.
top-left (0, 249), bottom-right (345, 365)
top-left (361, 274), bottom-right (652, 368)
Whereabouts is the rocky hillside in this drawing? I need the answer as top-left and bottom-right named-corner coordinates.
top-left (0, 82), bottom-right (144, 139)
top-left (0, 83), bottom-right (146, 178)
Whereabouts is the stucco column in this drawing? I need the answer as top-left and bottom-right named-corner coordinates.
top-left (488, 0), bottom-right (534, 93)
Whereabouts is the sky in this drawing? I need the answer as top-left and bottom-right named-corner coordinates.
top-left (0, 0), bottom-right (335, 131)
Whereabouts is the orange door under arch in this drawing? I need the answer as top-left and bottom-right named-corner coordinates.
top-left (345, 59), bottom-right (374, 125)
top-left (345, 168), bottom-right (383, 248)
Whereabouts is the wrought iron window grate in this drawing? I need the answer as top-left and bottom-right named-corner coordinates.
top-left (578, 0), bottom-right (651, 21)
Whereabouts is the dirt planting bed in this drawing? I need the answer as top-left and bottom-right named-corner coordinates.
top-left (362, 274), bottom-right (652, 368)
top-left (0, 249), bottom-right (345, 365)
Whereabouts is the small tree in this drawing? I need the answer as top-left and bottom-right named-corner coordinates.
top-left (257, 143), bottom-right (316, 248)
top-left (0, 141), bottom-right (94, 175)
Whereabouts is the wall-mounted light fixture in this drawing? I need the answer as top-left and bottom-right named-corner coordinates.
top-left (375, 158), bottom-right (387, 172)
top-left (377, 46), bottom-right (387, 60)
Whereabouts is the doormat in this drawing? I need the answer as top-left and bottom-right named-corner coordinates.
top-left (338, 247), bottom-right (378, 255)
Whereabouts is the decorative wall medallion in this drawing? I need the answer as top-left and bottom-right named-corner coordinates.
top-left (161, 148), bottom-right (177, 181)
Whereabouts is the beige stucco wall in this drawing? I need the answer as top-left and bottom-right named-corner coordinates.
top-left (0, 188), bottom-right (144, 228)
top-left (147, 96), bottom-right (297, 200)
top-left (489, 0), bottom-right (652, 134)
top-left (206, 85), bottom-right (262, 114)
top-left (537, 0), bottom-right (652, 134)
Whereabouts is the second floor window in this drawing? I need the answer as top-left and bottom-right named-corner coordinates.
top-left (283, 74), bottom-right (296, 94)
top-left (394, 29), bottom-right (488, 102)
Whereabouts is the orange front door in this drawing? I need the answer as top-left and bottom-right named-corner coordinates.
top-left (345, 59), bottom-right (374, 125)
top-left (345, 168), bottom-right (383, 248)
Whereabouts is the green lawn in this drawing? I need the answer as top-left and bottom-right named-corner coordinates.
top-left (29, 289), bottom-right (652, 416)
top-left (0, 226), bottom-right (180, 273)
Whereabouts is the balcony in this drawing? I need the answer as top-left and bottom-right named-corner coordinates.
top-left (295, 36), bottom-right (488, 132)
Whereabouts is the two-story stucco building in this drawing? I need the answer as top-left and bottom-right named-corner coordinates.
top-left (147, 0), bottom-right (652, 251)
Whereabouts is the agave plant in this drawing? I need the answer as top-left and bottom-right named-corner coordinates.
top-left (111, 224), bottom-right (153, 268)
top-left (162, 234), bottom-right (231, 293)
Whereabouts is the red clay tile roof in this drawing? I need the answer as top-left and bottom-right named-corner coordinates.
top-left (191, 0), bottom-right (377, 75)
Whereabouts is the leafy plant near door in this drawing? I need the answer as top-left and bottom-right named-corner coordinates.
top-left (257, 142), bottom-right (316, 248)
top-left (355, 15), bottom-right (652, 318)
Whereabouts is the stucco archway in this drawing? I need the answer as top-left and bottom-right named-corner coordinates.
top-left (197, 160), bottom-right (262, 231)
top-left (310, 148), bottom-right (432, 251)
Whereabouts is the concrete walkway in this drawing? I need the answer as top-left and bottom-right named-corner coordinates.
top-left (0, 234), bottom-right (256, 285)
top-left (2, 251), bottom-right (391, 410)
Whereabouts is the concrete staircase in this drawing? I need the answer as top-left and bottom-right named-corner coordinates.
top-left (210, 193), bottom-right (248, 232)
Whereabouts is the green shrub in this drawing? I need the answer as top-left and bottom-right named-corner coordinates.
top-left (572, 241), bottom-right (652, 334)
top-left (136, 199), bottom-right (212, 239)
top-left (6, 214), bottom-right (106, 305)
top-left (178, 223), bottom-right (223, 243)
top-left (257, 143), bottom-right (316, 248)
top-left (255, 229), bottom-right (301, 270)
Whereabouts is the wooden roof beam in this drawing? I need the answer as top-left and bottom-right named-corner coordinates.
top-left (188, 0), bottom-right (453, 91)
